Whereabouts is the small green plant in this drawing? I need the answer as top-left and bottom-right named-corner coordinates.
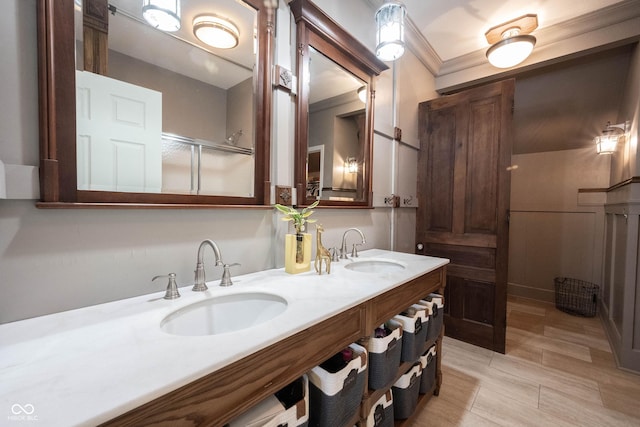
top-left (274, 200), bottom-right (319, 234)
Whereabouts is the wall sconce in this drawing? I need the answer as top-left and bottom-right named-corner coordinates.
top-left (595, 121), bottom-right (629, 155)
top-left (485, 14), bottom-right (537, 68)
top-left (142, 0), bottom-right (181, 32)
top-left (375, 1), bottom-right (406, 62)
top-left (357, 86), bottom-right (367, 103)
top-left (193, 15), bottom-right (240, 49)
top-left (346, 157), bottom-right (358, 174)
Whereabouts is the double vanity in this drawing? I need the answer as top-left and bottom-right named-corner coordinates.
top-left (0, 250), bottom-right (448, 426)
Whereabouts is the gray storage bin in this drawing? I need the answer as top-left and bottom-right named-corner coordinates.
top-left (392, 363), bottom-right (422, 420)
top-left (421, 294), bottom-right (444, 342)
top-left (365, 390), bottom-right (394, 427)
top-left (308, 343), bottom-right (367, 427)
top-left (419, 345), bottom-right (437, 395)
top-left (367, 319), bottom-right (403, 390)
top-left (394, 305), bottom-right (428, 362)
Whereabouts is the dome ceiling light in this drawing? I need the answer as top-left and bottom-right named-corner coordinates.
top-left (193, 15), bottom-right (240, 49)
top-left (485, 14), bottom-right (538, 69)
top-left (142, 0), bottom-right (181, 32)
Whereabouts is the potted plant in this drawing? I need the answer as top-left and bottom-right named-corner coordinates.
top-left (275, 200), bottom-right (319, 274)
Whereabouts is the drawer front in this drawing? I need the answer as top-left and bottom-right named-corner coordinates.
top-left (368, 269), bottom-right (443, 331)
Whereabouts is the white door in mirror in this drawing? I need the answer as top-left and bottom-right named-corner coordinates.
top-left (76, 70), bottom-right (162, 193)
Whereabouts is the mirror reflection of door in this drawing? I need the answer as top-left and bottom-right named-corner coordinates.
top-left (75, 0), bottom-right (257, 197)
top-left (307, 47), bottom-right (366, 202)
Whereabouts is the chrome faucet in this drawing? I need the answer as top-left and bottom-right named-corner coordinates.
top-left (340, 228), bottom-right (366, 259)
top-left (193, 240), bottom-right (223, 291)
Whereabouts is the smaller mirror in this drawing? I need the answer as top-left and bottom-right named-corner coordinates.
top-left (307, 47), bottom-right (368, 202)
top-left (291, 0), bottom-right (387, 207)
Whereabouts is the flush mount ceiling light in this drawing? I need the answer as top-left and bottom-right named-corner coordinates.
top-left (142, 0), bottom-right (181, 32)
top-left (485, 14), bottom-right (537, 68)
top-left (375, 1), bottom-right (406, 62)
top-left (595, 121), bottom-right (629, 155)
top-left (193, 15), bottom-right (240, 49)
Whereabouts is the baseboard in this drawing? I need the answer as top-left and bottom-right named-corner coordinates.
top-left (507, 282), bottom-right (554, 303)
top-left (599, 300), bottom-right (640, 375)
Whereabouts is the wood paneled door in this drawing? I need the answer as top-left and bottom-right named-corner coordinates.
top-left (416, 80), bottom-right (514, 353)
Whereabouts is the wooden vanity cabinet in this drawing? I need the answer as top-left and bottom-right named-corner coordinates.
top-left (100, 266), bottom-right (445, 427)
top-left (360, 267), bottom-right (445, 427)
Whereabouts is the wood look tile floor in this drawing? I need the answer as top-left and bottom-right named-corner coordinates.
top-left (411, 296), bottom-right (640, 426)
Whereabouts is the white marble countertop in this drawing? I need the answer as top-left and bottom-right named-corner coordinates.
top-left (0, 249), bottom-right (448, 426)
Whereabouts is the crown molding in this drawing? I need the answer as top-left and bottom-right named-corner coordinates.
top-left (437, 0), bottom-right (640, 87)
top-left (405, 15), bottom-right (442, 75)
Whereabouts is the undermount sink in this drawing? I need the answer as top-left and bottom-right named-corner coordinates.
top-left (160, 292), bottom-right (288, 336)
top-left (344, 258), bottom-right (406, 273)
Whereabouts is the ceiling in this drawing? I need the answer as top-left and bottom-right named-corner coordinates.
top-left (380, 0), bottom-right (640, 154)
top-left (80, 0), bottom-right (256, 89)
top-left (85, 0), bottom-right (640, 154)
top-left (398, 0), bottom-right (628, 62)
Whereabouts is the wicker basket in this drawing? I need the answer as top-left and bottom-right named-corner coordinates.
top-left (554, 277), bottom-right (599, 317)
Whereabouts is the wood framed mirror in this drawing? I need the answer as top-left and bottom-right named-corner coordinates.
top-left (36, 0), bottom-right (273, 207)
top-left (290, 0), bottom-right (387, 207)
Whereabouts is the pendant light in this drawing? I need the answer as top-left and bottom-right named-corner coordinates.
top-left (375, 1), bottom-right (406, 62)
top-left (357, 86), bottom-right (367, 103)
top-left (142, 0), bottom-right (181, 32)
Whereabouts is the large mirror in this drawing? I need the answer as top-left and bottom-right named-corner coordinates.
top-left (290, 0), bottom-right (387, 207)
top-left (37, 0), bottom-right (273, 206)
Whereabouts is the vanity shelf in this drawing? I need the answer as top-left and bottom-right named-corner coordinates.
top-left (100, 265), bottom-right (446, 426)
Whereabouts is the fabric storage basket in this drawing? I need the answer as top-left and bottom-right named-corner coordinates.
top-left (421, 293), bottom-right (444, 342)
top-left (365, 390), bottom-right (394, 427)
top-left (227, 375), bottom-right (309, 427)
top-left (391, 363), bottom-right (422, 420)
top-left (418, 345), bottom-right (437, 395)
top-left (394, 305), bottom-right (429, 362)
top-left (367, 319), bottom-right (403, 390)
top-left (554, 277), bottom-right (599, 317)
top-left (308, 343), bottom-right (367, 427)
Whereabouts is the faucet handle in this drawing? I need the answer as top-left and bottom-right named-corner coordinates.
top-left (220, 263), bottom-right (240, 287)
top-left (329, 247), bottom-right (340, 262)
top-left (152, 273), bottom-right (180, 300)
top-left (351, 243), bottom-right (363, 258)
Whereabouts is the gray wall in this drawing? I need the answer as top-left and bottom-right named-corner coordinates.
top-left (508, 148), bottom-right (610, 302)
top-left (0, 0), bottom-right (433, 324)
top-left (109, 50), bottom-right (228, 142)
top-left (227, 77), bottom-right (254, 150)
top-left (602, 42), bottom-right (640, 372)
